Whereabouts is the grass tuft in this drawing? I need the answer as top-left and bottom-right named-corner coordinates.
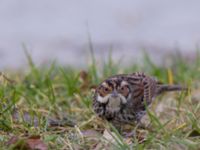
top-left (0, 50), bottom-right (200, 149)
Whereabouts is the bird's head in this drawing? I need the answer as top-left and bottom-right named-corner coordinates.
top-left (95, 78), bottom-right (132, 112)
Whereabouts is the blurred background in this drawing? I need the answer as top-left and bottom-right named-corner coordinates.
top-left (0, 0), bottom-right (200, 69)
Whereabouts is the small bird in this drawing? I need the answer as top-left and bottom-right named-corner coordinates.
top-left (93, 72), bottom-right (187, 126)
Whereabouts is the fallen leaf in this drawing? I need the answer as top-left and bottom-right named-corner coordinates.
top-left (79, 70), bottom-right (89, 82)
top-left (79, 70), bottom-right (90, 90)
top-left (81, 129), bottom-right (101, 138)
top-left (102, 129), bottom-right (123, 145)
top-left (5, 135), bottom-right (48, 150)
top-left (26, 136), bottom-right (48, 150)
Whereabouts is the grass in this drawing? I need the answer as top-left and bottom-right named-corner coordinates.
top-left (0, 50), bottom-right (200, 150)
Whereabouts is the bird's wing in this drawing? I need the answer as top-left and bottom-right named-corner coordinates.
top-left (127, 72), bottom-right (157, 105)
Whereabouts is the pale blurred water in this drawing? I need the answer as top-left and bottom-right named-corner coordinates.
top-left (0, 0), bottom-right (200, 69)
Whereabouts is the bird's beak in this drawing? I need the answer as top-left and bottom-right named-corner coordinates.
top-left (111, 90), bottom-right (118, 98)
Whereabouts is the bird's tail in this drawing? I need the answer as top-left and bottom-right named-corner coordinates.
top-left (156, 84), bottom-right (188, 95)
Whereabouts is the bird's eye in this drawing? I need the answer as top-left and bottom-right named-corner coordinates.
top-left (104, 87), bottom-right (109, 92)
top-left (120, 86), bottom-right (126, 91)
top-left (119, 86), bottom-right (129, 97)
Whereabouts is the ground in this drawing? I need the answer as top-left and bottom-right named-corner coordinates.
top-left (0, 51), bottom-right (200, 150)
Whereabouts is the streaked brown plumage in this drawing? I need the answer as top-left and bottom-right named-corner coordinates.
top-left (92, 72), bottom-right (186, 126)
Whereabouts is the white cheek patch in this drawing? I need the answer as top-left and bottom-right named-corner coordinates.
top-left (97, 94), bottom-right (110, 103)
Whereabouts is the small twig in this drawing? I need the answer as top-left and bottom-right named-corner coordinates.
top-left (75, 125), bottom-right (84, 142)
